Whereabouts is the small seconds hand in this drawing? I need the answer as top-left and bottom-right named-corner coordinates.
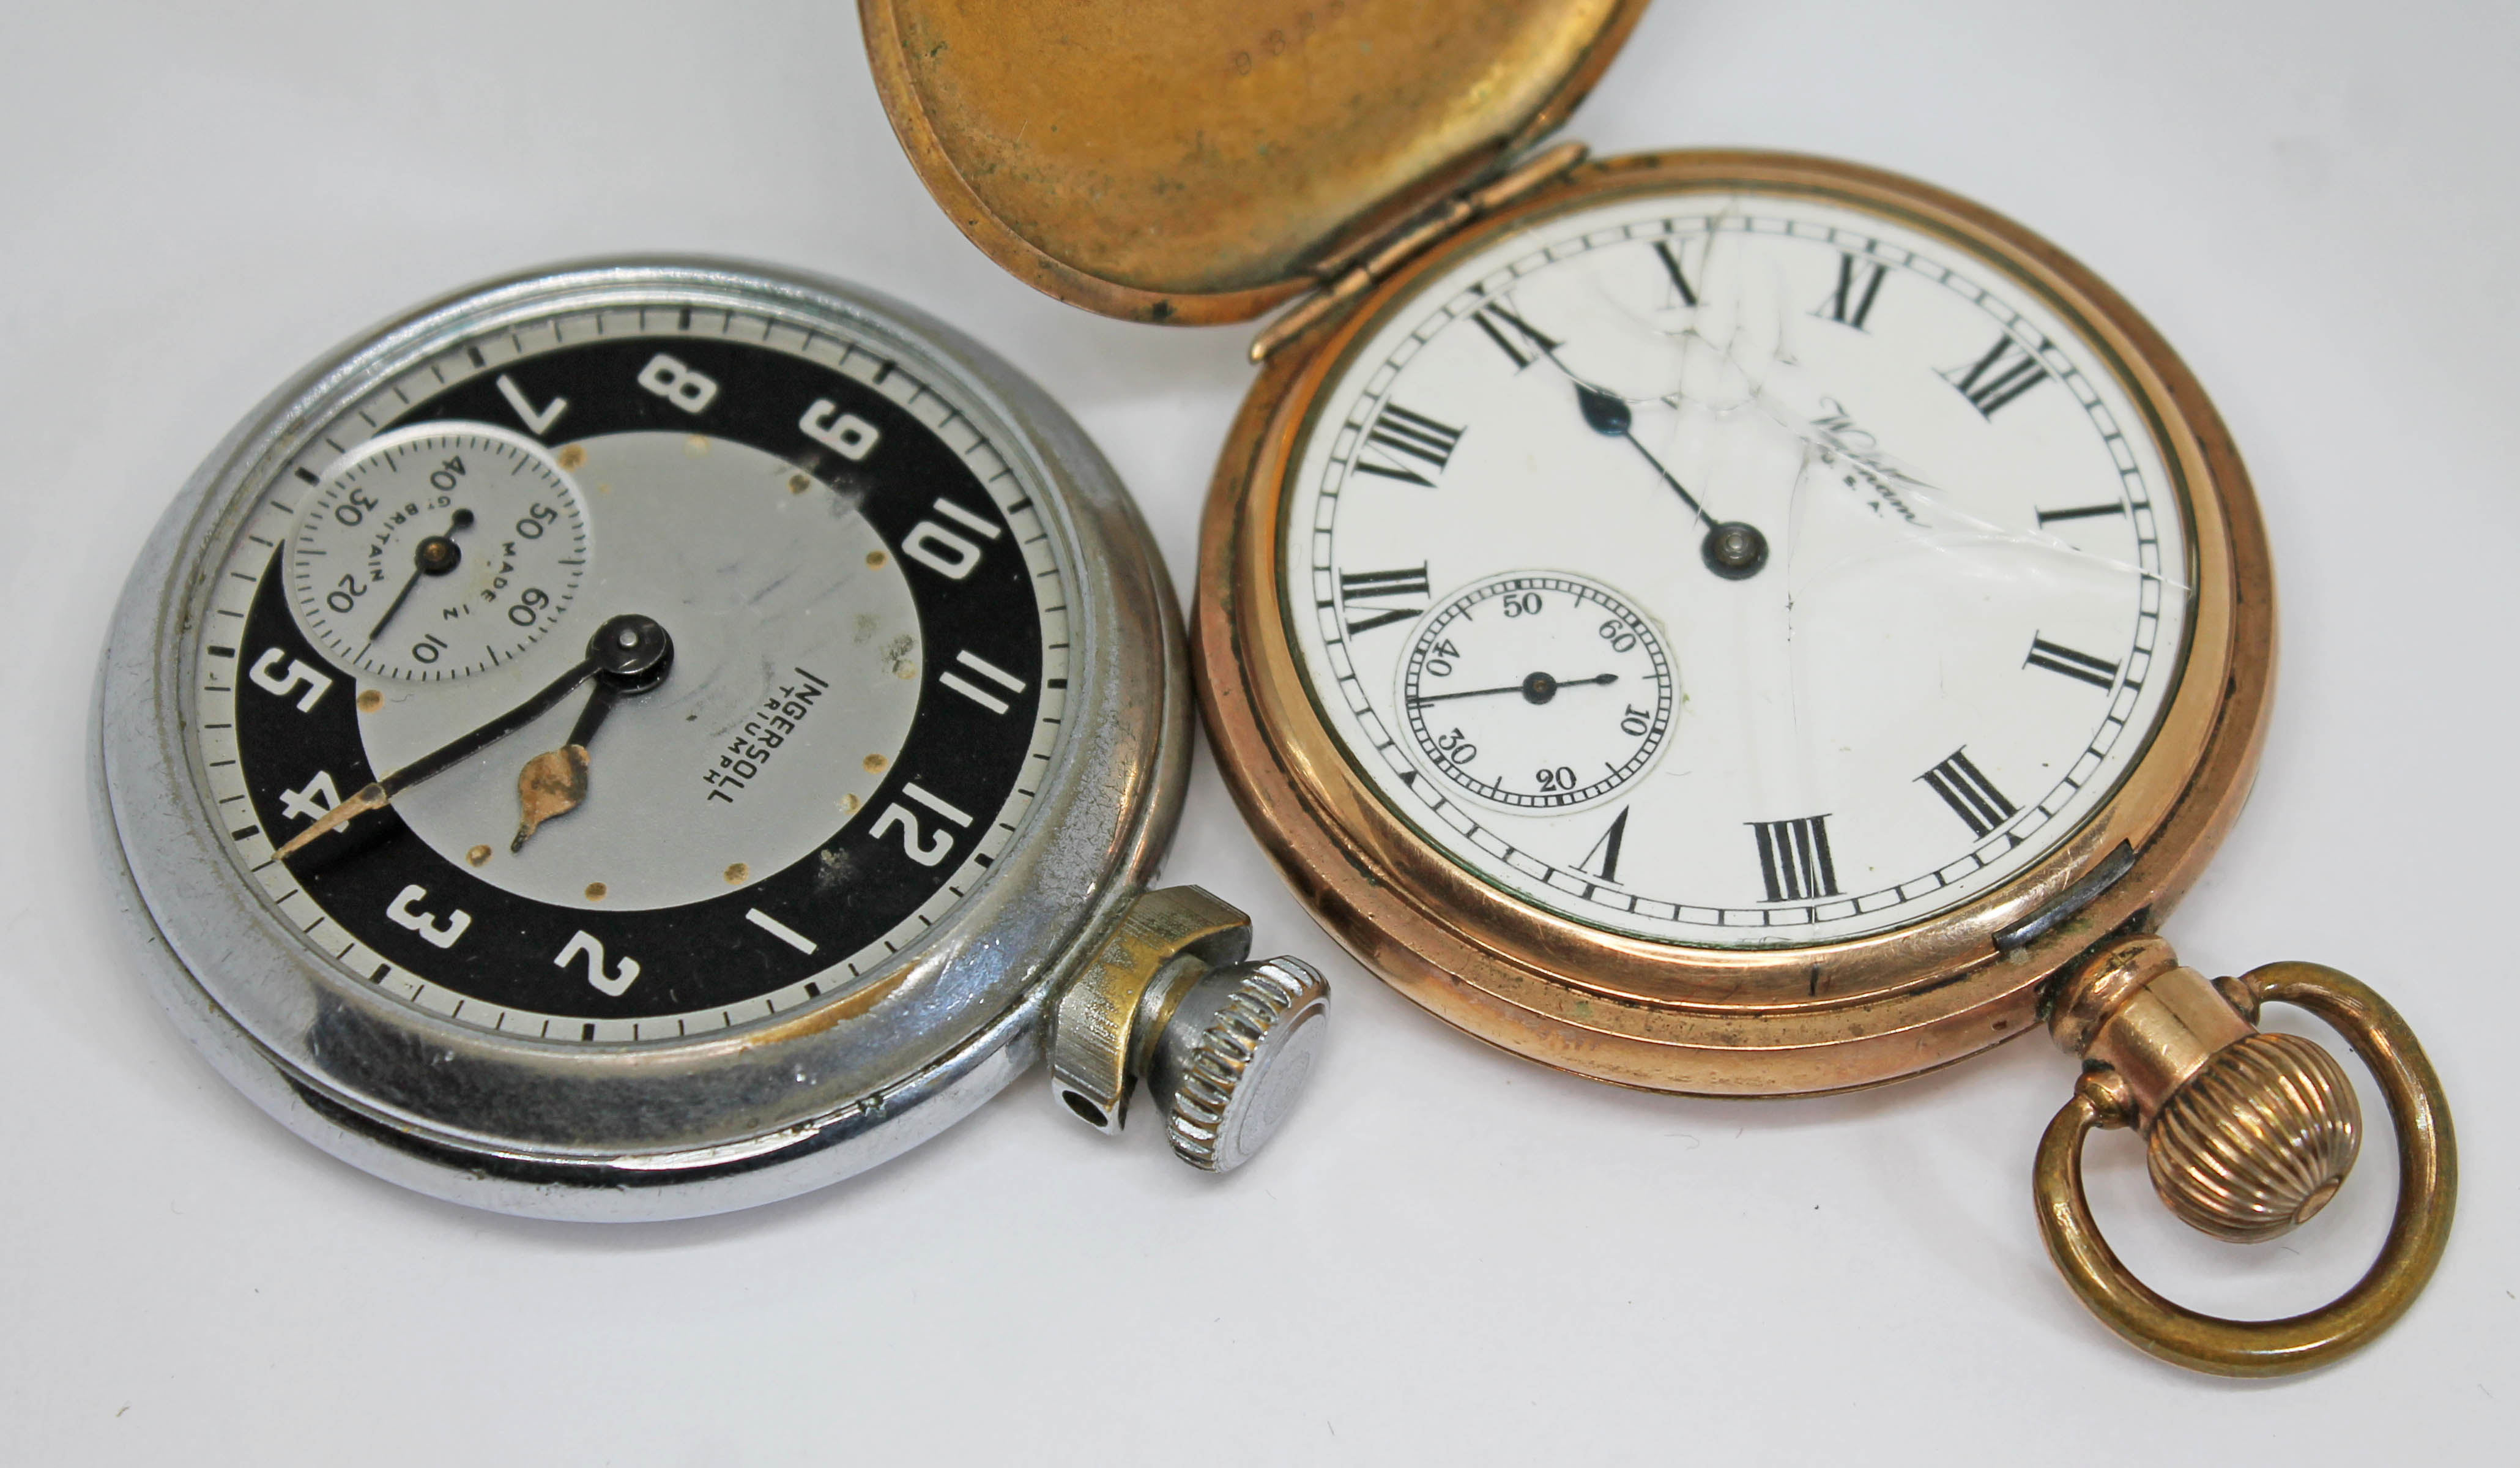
top-left (1410, 671), bottom-right (1616, 707)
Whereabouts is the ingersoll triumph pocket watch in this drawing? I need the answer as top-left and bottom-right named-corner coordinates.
top-left (94, 258), bottom-right (1331, 1221)
top-left (861, 0), bottom-right (2455, 1373)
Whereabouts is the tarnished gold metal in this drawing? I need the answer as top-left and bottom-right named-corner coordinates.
top-left (1049, 885), bottom-right (1252, 1132)
top-left (2035, 953), bottom-right (2456, 1376)
top-left (2048, 935), bottom-right (2270, 1136)
top-left (1178, 146), bottom-right (2463, 1374)
top-left (1195, 151), bottom-right (2272, 1094)
top-left (860, 1), bottom-right (1646, 322)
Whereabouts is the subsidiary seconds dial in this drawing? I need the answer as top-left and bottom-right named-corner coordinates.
top-left (1400, 573), bottom-right (1673, 810)
top-left (288, 424), bottom-right (588, 680)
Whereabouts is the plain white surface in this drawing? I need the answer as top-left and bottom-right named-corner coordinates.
top-left (2, 2), bottom-right (2512, 1461)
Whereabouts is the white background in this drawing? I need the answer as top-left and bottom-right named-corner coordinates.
top-left (2, 2), bottom-right (2511, 1461)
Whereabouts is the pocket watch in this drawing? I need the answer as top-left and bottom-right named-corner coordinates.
top-left (94, 257), bottom-right (1330, 1221)
top-left (862, 0), bottom-right (2454, 1373)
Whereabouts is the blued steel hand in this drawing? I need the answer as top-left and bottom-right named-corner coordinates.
top-left (274, 614), bottom-right (672, 861)
top-left (365, 509), bottom-right (475, 645)
top-left (1408, 671), bottom-right (1617, 707)
top-left (1577, 384), bottom-right (1769, 579)
top-left (1579, 386), bottom-right (1712, 526)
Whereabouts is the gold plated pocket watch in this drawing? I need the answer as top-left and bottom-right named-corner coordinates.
top-left (863, 0), bottom-right (2454, 1372)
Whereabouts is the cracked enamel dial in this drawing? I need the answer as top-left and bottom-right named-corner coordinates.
top-left (196, 299), bottom-right (1069, 1041)
top-left (1285, 187), bottom-right (2193, 947)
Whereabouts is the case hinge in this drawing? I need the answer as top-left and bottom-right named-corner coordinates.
top-left (1249, 141), bottom-right (1591, 364)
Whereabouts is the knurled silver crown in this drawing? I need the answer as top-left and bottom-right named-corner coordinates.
top-left (1152, 957), bottom-right (1331, 1172)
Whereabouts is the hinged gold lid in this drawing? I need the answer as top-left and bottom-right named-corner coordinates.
top-left (860, 0), bottom-right (1646, 324)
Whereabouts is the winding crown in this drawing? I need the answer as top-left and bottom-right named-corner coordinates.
top-left (1161, 958), bottom-right (1331, 1172)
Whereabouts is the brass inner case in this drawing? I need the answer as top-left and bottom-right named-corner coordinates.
top-left (861, 0), bottom-right (1645, 321)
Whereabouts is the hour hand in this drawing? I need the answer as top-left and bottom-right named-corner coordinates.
top-left (1577, 384), bottom-right (1769, 580)
top-left (273, 652), bottom-right (600, 862)
top-left (273, 614), bottom-right (671, 862)
top-left (511, 615), bottom-right (674, 852)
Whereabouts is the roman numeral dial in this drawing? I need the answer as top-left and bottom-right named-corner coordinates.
top-left (2026, 635), bottom-right (2120, 690)
top-left (1918, 749), bottom-right (2017, 840)
top-left (2037, 502), bottom-right (2125, 527)
top-left (1651, 240), bottom-right (1698, 308)
top-left (1470, 302), bottom-right (1563, 369)
top-left (1815, 252), bottom-right (1889, 330)
top-left (1752, 817), bottom-right (1840, 903)
top-left (1279, 191), bottom-right (2188, 948)
top-left (1577, 807), bottom-right (1630, 884)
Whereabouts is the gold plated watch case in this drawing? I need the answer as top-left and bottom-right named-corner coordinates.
top-left (1200, 151), bottom-right (2254, 1097)
top-left (861, 0), bottom-right (2453, 1374)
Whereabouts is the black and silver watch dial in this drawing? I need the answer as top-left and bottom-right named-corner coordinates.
top-left (199, 302), bottom-right (1069, 1042)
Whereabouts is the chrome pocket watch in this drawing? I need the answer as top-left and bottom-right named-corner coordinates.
top-left (95, 258), bottom-right (1329, 1220)
top-left (863, 0), bottom-right (2454, 1372)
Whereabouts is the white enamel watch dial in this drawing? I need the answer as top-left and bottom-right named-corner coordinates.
top-left (1284, 190), bottom-right (2191, 947)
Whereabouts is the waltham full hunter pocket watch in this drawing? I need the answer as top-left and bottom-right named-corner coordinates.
top-left (95, 258), bottom-right (1331, 1221)
top-left (863, 0), bottom-right (2454, 1372)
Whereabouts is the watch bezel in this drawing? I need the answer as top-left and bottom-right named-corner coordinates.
top-left (1195, 151), bottom-right (2275, 1095)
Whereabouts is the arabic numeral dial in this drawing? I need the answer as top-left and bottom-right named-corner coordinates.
top-left (208, 297), bottom-right (1071, 1046)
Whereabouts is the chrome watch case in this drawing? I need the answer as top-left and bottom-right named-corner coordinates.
top-left (94, 258), bottom-right (1323, 1221)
